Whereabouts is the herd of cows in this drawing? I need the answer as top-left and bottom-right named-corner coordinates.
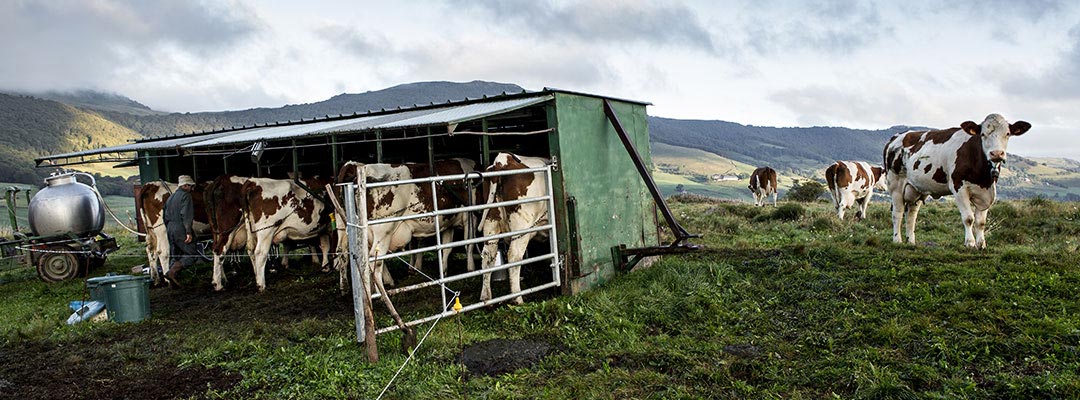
top-left (134, 113), bottom-right (1029, 319)
top-left (747, 113), bottom-right (1032, 249)
top-left (138, 152), bottom-right (550, 312)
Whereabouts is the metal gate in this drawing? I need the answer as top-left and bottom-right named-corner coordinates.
top-left (340, 164), bottom-right (560, 342)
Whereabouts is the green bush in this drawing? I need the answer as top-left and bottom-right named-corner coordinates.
top-left (785, 179), bottom-right (827, 202)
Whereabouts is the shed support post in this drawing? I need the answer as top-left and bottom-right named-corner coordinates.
top-left (375, 131), bottom-right (383, 163)
top-left (331, 135), bottom-right (339, 175)
top-left (292, 140), bottom-right (299, 178)
top-left (480, 118), bottom-right (490, 166)
top-left (427, 127), bottom-right (435, 175)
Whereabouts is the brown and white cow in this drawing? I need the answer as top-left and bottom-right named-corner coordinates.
top-left (479, 153), bottom-right (550, 305)
top-left (206, 175), bottom-right (252, 291)
top-left (333, 158), bottom-right (477, 291)
top-left (242, 177), bottom-right (334, 291)
top-left (883, 114), bottom-right (1031, 248)
top-left (748, 166), bottom-right (778, 207)
top-left (139, 181), bottom-right (210, 285)
top-left (825, 161), bottom-right (886, 220)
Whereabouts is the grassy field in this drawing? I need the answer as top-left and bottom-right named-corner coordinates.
top-left (1, 198), bottom-right (1079, 398)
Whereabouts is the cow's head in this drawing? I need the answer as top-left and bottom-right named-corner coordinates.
top-left (961, 114), bottom-right (1031, 164)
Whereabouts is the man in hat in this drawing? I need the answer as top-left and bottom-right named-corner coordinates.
top-left (164, 175), bottom-right (199, 287)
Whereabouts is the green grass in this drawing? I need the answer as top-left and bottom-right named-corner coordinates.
top-left (2, 199), bottom-right (1079, 398)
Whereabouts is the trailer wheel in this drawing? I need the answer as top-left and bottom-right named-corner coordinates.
top-left (37, 252), bottom-right (81, 282)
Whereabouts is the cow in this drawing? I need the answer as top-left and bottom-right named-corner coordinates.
top-left (139, 181), bottom-right (211, 286)
top-left (242, 177), bottom-right (334, 291)
top-left (332, 158), bottom-right (477, 291)
top-left (330, 159), bottom-right (477, 354)
top-left (479, 153), bottom-right (550, 305)
top-left (825, 161), bottom-right (886, 220)
top-left (206, 175), bottom-right (252, 291)
top-left (748, 166), bottom-right (778, 207)
top-left (883, 114), bottom-right (1031, 248)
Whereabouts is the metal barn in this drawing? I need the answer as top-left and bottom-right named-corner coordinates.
top-left (37, 88), bottom-right (697, 298)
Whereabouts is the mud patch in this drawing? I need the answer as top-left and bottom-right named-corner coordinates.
top-left (459, 338), bottom-right (557, 377)
top-left (0, 340), bottom-right (240, 400)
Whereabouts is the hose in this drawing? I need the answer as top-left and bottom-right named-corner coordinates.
top-left (72, 172), bottom-right (146, 237)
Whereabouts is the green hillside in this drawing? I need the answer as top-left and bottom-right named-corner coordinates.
top-left (651, 142), bottom-right (803, 201)
top-left (0, 94), bottom-right (141, 183)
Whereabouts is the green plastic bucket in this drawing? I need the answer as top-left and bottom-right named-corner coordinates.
top-left (102, 276), bottom-right (151, 323)
top-left (86, 275), bottom-right (132, 303)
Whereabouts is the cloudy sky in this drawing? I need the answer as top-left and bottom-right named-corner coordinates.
top-left (2, 0), bottom-right (1078, 159)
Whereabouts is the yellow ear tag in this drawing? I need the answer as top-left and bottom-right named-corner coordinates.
top-left (453, 297), bottom-right (463, 312)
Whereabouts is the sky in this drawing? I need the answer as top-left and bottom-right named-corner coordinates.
top-left (2, 0), bottom-right (1078, 159)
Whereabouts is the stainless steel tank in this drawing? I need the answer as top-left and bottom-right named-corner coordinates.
top-left (28, 172), bottom-right (105, 238)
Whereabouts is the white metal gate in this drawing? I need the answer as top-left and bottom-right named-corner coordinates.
top-left (341, 164), bottom-right (561, 342)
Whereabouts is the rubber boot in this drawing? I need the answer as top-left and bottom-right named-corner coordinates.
top-left (166, 262), bottom-right (186, 288)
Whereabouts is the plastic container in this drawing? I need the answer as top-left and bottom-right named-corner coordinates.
top-left (86, 274), bottom-right (132, 303)
top-left (101, 276), bottom-right (152, 323)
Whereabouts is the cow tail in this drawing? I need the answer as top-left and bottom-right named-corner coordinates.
top-left (477, 176), bottom-right (500, 233)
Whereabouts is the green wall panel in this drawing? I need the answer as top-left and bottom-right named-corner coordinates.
top-left (553, 93), bottom-right (658, 294)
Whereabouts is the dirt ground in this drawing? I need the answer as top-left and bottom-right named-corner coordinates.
top-left (0, 263), bottom-right (355, 400)
top-left (0, 255), bottom-right (557, 399)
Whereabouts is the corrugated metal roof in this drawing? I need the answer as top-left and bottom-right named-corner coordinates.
top-left (182, 96), bottom-right (551, 148)
top-left (37, 130), bottom-right (242, 162)
top-left (37, 86), bottom-right (649, 165)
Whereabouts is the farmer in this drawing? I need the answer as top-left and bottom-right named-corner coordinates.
top-left (164, 175), bottom-right (199, 287)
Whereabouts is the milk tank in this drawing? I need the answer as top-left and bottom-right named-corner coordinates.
top-left (28, 172), bottom-right (105, 238)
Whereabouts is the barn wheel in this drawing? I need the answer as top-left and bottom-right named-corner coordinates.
top-left (37, 252), bottom-right (81, 282)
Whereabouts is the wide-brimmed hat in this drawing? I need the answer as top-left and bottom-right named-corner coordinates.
top-left (178, 175), bottom-right (195, 186)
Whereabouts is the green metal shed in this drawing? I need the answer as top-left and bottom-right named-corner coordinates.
top-left (37, 88), bottom-right (698, 294)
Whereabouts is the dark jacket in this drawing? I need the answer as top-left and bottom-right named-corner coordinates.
top-left (164, 188), bottom-right (194, 235)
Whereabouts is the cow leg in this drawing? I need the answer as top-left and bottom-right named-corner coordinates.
top-left (479, 238), bottom-right (499, 302)
top-left (319, 234), bottom-right (331, 272)
top-left (212, 253), bottom-right (228, 291)
top-left (438, 229), bottom-right (455, 276)
top-left (145, 232), bottom-right (161, 285)
top-left (888, 179), bottom-right (906, 243)
top-left (974, 208), bottom-right (989, 249)
top-left (953, 190), bottom-right (978, 248)
top-left (154, 226), bottom-right (172, 282)
top-left (368, 252), bottom-right (417, 351)
top-left (771, 190), bottom-right (777, 207)
top-left (837, 194), bottom-right (848, 220)
top-left (856, 194), bottom-right (872, 221)
top-left (903, 200), bottom-right (923, 245)
top-left (251, 232), bottom-right (275, 292)
top-left (506, 232), bottom-right (537, 305)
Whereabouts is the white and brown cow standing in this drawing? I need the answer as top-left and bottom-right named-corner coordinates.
top-left (138, 181), bottom-right (211, 285)
top-left (333, 159), bottom-right (477, 291)
top-left (206, 175), bottom-right (252, 291)
top-left (479, 153), bottom-right (550, 305)
top-left (242, 177), bottom-right (334, 291)
top-left (748, 166), bottom-right (778, 207)
top-left (825, 161), bottom-right (886, 220)
top-left (883, 114), bottom-right (1031, 248)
